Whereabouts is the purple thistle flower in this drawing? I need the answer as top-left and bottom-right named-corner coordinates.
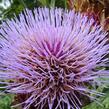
top-left (0, 8), bottom-right (109, 109)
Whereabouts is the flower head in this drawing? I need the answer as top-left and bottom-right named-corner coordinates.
top-left (0, 8), bottom-right (109, 109)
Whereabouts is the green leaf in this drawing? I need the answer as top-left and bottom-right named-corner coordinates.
top-left (50, 0), bottom-right (55, 8)
top-left (38, 0), bottom-right (49, 6)
top-left (82, 89), bottom-right (109, 109)
top-left (0, 94), bottom-right (14, 109)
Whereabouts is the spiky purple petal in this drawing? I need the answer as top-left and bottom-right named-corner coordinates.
top-left (0, 8), bottom-right (109, 109)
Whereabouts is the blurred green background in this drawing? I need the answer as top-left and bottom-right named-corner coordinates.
top-left (0, 0), bottom-right (109, 109)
